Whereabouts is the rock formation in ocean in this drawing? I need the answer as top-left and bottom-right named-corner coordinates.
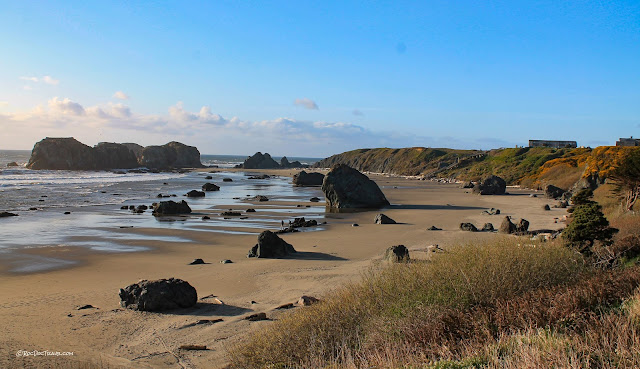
top-left (239, 152), bottom-right (281, 169)
top-left (139, 141), bottom-right (202, 169)
top-left (26, 137), bottom-right (203, 170)
top-left (292, 171), bottom-right (325, 186)
top-left (322, 164), bottom-right (390, 209)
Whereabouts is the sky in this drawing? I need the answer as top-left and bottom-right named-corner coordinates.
top-left (1, 1), bottom-right (639, 157)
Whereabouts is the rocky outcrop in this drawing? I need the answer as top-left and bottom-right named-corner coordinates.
top-left (292, 171), bottom-right (325, 186)
top-left (27, 137), bottom-right (202, 170)
top-left (322, 164), bottom-right (389, 209)
top-left (27, 138), bottom-right (97, 170)
top-left (384, 245), bottom-right (410, 263)
top-left (140, 141), bottom-right (202, 169)
top-left (460, 223), bottom-right (479, 232)
top-left (239, 152), bottom-right (280, 169)
top-left (118, 278), bottom-right (197, 311)
top-left (472, 175), bottom-right (506, 195)
top-left (152, 200), bottom-right (192, 215)
top-left (247, 230), bottom-right (296, 258)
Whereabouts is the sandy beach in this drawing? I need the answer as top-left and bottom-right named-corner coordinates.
top-left (0, 170), bottom-right (567, 369)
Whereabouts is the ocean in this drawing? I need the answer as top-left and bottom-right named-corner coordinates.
top-left (0, 150), bottom-right (324, 273)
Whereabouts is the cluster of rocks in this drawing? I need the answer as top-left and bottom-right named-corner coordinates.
top-left (236, 152), bottom-right (307, 169)
top-left (545, 184), bottom-right (571, 200)
top-left (27, 137), bottom-right (203, 170)
top-left (121, 204), bottom-right (149, 213)
top-left (499, 216), bottom-right (530, 235)
top-left (276, 217), bottom-right (319, 234)
top-left (481, 208), bottom-right (501, 215)
top-left (459, 222), bottom-right (495, 232)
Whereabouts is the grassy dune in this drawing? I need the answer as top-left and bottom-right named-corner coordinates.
top-left (227, 215), bottom-right (640, 369)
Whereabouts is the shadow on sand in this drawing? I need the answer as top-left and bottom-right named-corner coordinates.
top-left (160, 301), bottom-right (253, 317)
top-left (385, 204), bottom-right (487, 211)
top-left (283, 251), bottom-right (347, 261)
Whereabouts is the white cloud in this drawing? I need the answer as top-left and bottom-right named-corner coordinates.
top-left (113, 91), bottom-right (129, 100)
top-left (42, 76), bottom-right (59, 85)
top-left (48, 97), bottom-right (85, 116)
top-left (20, 76), bottom-right (39, 82)
top-left (294, 98), bottom-right (319, 110)
top-left (0, 96), bottom-right (515, 155)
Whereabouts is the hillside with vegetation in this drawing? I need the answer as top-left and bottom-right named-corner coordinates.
top-left (315, 146), bottom-right (640, 190)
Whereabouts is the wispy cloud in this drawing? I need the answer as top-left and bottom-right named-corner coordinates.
top-left (294, 98), bottom-right (318, 110)
top-left (113, 91), bottom-right (129, 100)
top-left (0, 97), bottom-right (516, 155)
top-left (20, 75), bottom-right (60, 88)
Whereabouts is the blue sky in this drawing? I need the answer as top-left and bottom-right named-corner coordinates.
top-left (1, 1), bottom-right (639, 156)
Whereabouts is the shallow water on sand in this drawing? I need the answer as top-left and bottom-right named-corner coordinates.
top-left (0, 168), bottom-right (326, 273)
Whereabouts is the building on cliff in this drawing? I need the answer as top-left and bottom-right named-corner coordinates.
top-left (616, 137), bottom-right (640, 147)
top-left (528, 140), bottom-right (577, 149)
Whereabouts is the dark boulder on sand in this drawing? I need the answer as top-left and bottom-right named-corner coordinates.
top-left (118, 278), bottom-right (197, 312)
top-left (1, 212), bottom-right (19, 218)
top-left (374, 213), bottom-right (396, 224)
top-left (248, 230), bottom-right (296, 258)
top-left (472, 175), bottom-right (506, 195)
top-left (460, 222), bottom-right (479, 232)
top-left (6, 161), bottom-right (18, 167)
top-left (384, 245), bottom-right (410, 263)
top-left (499, 216), bottom-right (517, 234)
top-left (152, 200), bottom-right (192, 215)
top-left (545, 184), bottom-right (566, 199)
top-left (292, 171), bottom-right (325, 186)
top-left (322, 164), bottom-right (389, 209)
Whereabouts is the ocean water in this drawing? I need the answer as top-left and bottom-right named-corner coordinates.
top-left (0, 150), bottom-right (324, 273)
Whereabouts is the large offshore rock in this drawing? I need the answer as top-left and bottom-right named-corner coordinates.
top-left (119, 278), bottom-right (197, 312)
top-left (292, 171), bottom-right (325, 186)
top-left (152, 200), bottom-right (192, 215)
top-left (247, 230), bottom-right (296, 258)
top-left (240, 152), bottom-right (280, 169)
top-left (27, 137), bottom-right (97, 170)
top-left (322, 164), bottom-right (389, 209)
top-left (93, 142), bottom-right (139, 169)
top-left (472, 175), bottom-right (506, 195)
top-left (140, 141), bottom-right (202, 169)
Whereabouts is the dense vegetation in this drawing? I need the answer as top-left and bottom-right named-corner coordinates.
top-left (315, 146), bottom-right (640, 190)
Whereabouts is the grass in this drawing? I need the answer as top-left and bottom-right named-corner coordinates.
top-left (227, 239), bottom-right (586, 368)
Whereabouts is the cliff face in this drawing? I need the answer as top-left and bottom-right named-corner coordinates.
top-left (27, 138), bottom-right (203, 170)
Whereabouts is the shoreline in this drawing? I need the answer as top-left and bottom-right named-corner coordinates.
top-left (0, 171), bottom-right (567, 369)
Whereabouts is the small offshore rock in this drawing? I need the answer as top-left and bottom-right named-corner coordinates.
top-left (246, 208), bottom-right (256, 213)
top-left (222, 178), bottom-right (233, 182)
top-left (186, 190), bottom-right (205, 198)
top-left (202, 216), bottom-right (210, 220)
top-left (310, 197), bottom-right (321, 202)
top-left (202, 183), bottom-right (220, 191)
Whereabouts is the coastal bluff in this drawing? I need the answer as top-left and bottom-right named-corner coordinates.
top-left (27, 137), bottom-right (203, 170)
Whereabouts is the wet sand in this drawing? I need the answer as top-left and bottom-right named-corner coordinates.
top-left (0, 171), bottom-right (567, 368)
